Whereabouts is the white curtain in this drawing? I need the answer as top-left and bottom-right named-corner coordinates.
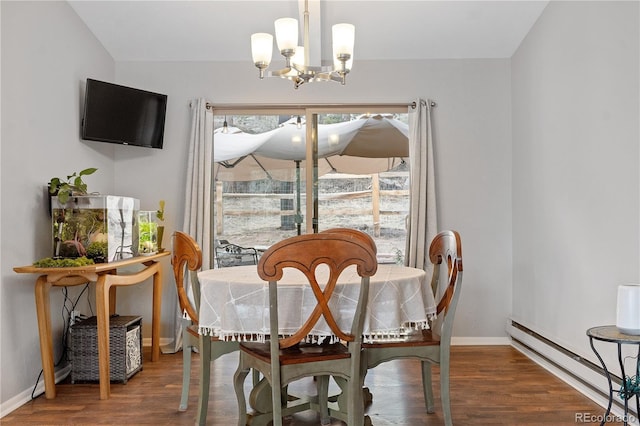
top-left (183, 98), bottom-right (214, 268)
top-left (406, 99), bottom-right (438, 271)
top-left (163, 98), bottom-right (213, 354)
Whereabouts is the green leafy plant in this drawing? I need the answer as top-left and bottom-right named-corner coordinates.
top-left (48, 168), bottom-right (98, 204)
top-left (86, 241), bottom-right (108, 263)
top-left (138, 220), bottom-right (158, 254)
top-left (156, 200), bottom-right (166, 250)
top-left (156, 200), bottom-right (165, 222)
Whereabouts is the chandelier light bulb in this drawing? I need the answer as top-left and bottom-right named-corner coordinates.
top-left (251, 33), bottom-right (273, 78)
top-left (274, 17), bottom-right (298, 56)
top-left (332, 23), bottom-right (355, 59)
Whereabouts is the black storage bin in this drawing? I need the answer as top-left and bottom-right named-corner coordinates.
top-left (70, 315), bottom-right (142, 383)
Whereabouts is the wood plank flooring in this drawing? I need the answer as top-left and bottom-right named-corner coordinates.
top-left (2, 345), bottom-right (618, 425)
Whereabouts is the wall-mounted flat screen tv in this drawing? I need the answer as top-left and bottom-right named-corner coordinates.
top-left (81, 78), bottom-right (167, 149)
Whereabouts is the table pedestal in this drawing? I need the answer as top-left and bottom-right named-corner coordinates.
top-left (244, 376), bottom-right (371, 426)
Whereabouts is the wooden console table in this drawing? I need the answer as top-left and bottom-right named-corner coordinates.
top-left (14, 251), bottom-right (169, 400)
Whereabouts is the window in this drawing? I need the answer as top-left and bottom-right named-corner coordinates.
top-left (212, 107), bottom-right (409, 264)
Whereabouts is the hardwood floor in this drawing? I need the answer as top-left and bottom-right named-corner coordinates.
top-left (2, 345), bottom-right (616, 425)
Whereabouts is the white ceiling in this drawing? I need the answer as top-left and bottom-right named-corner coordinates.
top-left (68, 0), bottom-right (549, 62)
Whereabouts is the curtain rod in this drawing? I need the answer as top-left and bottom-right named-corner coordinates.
top-left (192, 100), bottom-right (437, 111)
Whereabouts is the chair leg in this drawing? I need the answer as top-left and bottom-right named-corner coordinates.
top-left (347, 374), bottom-right (365, 426)
top-left (196, 337), bottom-right (212, 426)
top-left (421, 361), bottom-right (435, 414)
top-left (440, 355), bottom-right (452, 426)
top-left (271, 375), bottom-right (283, 426)
top-left (179, 333), bottom-right (192, 411)
top-left (233, 355), bottom-right (250, 426)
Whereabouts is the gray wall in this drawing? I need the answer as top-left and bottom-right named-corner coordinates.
top-left (6, 0), bottom-right (635, 416)
top-left (112, 58), bottom-right (513, 344)
top-left (1, 1), bottom-right (116, 410)
top-left (1, 1), bottom-right (512, 410)
top-left (512, 0), bottom-right (640, 366)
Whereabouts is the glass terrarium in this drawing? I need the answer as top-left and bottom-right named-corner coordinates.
top-left (51, 195), bottom-right (140, 263)
top-left (137, 211), bottom-right (158, 255)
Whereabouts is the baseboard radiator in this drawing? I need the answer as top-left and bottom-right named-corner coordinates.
top-left (507, 319), bottom-right (639, 424)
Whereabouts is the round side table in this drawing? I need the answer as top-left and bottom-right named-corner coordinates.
top-left (587, 326), bottom-right (640, 425)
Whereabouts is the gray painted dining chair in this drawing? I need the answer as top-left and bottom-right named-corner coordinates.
top-left (171, 231), bottom-right (239, 425)
top-left (362, 230), bottom-right (463, 426)
top-left (233, 231), bottom-right (378, 426)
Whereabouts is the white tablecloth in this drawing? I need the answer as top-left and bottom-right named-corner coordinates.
top-left (197, 264), bottom-right (435, 342)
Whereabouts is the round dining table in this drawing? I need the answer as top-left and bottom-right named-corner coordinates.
top-left (197, 263), bottom-right (436, 342)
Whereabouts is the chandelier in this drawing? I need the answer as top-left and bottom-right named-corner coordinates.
top-left (250, 0), bottom-right (355, 89)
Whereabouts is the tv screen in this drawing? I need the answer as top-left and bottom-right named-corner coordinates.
top-left (81, 78), bottom-right (167, 149)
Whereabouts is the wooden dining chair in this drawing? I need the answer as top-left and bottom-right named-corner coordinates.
top-left (321, 227), bottom-right (377, 256)
top-left (171, 231), bottom-right (239, 425)
top-left (362, 230), bottom-right (463, 426)
top-left (233, 231), bottom-right (378, 426)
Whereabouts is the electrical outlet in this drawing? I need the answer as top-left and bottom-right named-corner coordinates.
top-left (71, 310), bottom-right (80, 326)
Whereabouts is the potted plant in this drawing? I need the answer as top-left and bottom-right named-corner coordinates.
top-left (156, 200), bottom-right (166, 251)
top-left (48, 167), bottom-right (98, 204)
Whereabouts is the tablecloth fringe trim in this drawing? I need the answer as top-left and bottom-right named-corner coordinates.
top-left (198, 321), bottom-right (434, 344)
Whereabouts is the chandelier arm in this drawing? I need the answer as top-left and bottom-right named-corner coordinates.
top-left (269, 67), bottom-right (295, 78)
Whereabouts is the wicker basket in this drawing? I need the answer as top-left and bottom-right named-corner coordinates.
top-left (70, 315), bottom-right (142, 383)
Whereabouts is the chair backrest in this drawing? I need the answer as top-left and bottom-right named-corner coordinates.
top-left (257, 231), bottom-right (378, 349)
top-left (171, 231), bottom-right (203, 324)
top-left (428, 230), bottom-right (463, 336)
top-left (215, 243), bottom-right (259, 268)
top-left (320, 228), bottom-right (377, 255)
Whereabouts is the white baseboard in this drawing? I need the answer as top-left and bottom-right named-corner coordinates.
top-left (0, 365), bottom-right (71, 418)
top-left (506, 319), bottom-right (640, 426)
top-left (1, 337), bottom-right (173, 419)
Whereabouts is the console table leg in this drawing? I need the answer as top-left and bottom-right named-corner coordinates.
top-left (34, 276), bottom-right (55, 399)
top-left (151, 264), bottom-right (162, 361)
top-left (96, 275), bottom-right (112, 400)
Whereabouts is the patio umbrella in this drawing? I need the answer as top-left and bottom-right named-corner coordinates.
top-left (213, 114), bottom-right (408, 182)
top-left (212, 114), bottom-right (409, 236)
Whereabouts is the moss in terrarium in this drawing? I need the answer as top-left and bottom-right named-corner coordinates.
top-left (33, 256), bottom-right (95, 268)
top-left (52, 207), bottom-right (107, 258)
top-left (86, 241), bottom-right (108, 263)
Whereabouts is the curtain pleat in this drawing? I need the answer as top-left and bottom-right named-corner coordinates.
top-left (163, 98), bottom-right (213, 354)
top-left (183, 98), bottom-right (213, 269)
top-left (406, 99), bottom-right (438, 273)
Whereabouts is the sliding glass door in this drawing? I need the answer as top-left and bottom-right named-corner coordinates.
top-left (212, 106), bottom-right (409, 264)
